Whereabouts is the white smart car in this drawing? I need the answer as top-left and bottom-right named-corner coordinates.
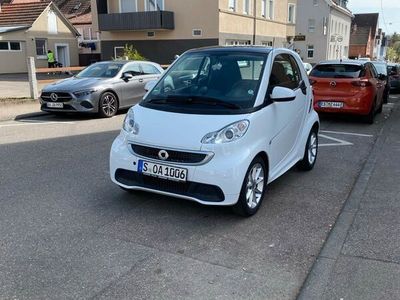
top-left (110, 47), bottom-right (319, 216)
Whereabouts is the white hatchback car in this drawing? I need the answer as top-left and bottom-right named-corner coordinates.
top-left (110, 47), bottom-right (319, 216)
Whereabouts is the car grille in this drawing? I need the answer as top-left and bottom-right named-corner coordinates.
top-left (115, 169), bottom-right (225, 202)
top-left (41, 92), bottom-right (72, 102)
top-left (131, 144), bottom-right (210, 164)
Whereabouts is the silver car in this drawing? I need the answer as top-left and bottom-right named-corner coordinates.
top-left (40, 61), bottom-right (164, 117)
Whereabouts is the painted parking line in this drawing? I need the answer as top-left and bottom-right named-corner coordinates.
top-left (320, 130), bottom-right (373, 138)
top-left (0, 121), bottom-right (75, 128)
top-left (319, 130), bottom-right (374, 147)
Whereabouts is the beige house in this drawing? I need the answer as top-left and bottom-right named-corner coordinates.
top-left (92, 0), bottom-right (297, 64)
top-left (0, 0), bottom-right (80, 74)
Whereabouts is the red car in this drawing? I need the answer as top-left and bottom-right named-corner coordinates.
top-left (310, 60), bottom-right (385, 123)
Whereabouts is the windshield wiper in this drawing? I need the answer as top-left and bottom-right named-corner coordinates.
top-left (146, 95), bottom-right (241, 109)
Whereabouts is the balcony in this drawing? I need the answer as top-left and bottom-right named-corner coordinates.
top-left (98, 11), bottom-right (174, 31)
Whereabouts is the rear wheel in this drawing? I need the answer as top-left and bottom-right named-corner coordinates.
top-left (232, 157), bottom-right (267, 217)
top-left (364, 101), bottom-right (376, 124)
top-left (99, 92), bottom-right (118, 118)
top-left (377, 98), bottom-right (383, 114)
top-left (298, 128), bottom-right (318, 171)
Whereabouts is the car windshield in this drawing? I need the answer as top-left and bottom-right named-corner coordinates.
top-left (388, 65), bottom-right (397, 73)
top-left (142, 51), bottom-right (268, 113)
top-left (76, 63), bottom-right (124, 78)
top-left (372, 63), bottom-right (387, 75)
top-left (310, 64), bottom-right (363, 78)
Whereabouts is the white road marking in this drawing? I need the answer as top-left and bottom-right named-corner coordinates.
top-left (0, 121), bottom-right (75, 128)
top-left (320, 130), bottom-right (373, 137)
top-left (319, 134), bottom-right (353, 147)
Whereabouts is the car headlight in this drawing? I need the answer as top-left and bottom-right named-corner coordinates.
top-left (122, 109), bottom-right (139, 134)
top-left (73, 89), bottom-right (96, 97)
top-left (201, 120), bottom-right (249, 144)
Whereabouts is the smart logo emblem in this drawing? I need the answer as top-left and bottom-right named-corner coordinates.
top-left (158, 150), bottom-right (169, 161)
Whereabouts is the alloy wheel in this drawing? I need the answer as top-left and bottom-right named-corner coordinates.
top-left (245, 163), bottom-right (265, 209)
top-left (308, 132), bottom-right (318, 165)
top-left (102, 94), bottom-right (117, 117)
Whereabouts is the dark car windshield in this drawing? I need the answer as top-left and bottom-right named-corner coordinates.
top-left (76, 63), bottom-right (124, 78)
top-left (310, 64), bottom-right (363, 78)
top-left (141, 51), bottom-right (268, 114)
top-left (388, 65), bottom-right (398, 74)
top-left (372, 63), bottom-right (387, 75)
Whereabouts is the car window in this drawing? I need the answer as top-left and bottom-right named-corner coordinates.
top-left (369, 64), bottom-right (378, 78)
top-left (372, 63), bottom-right (387, 75)
top-left (123, 63), bottom-right (142, 76)
top-left (310, 64), bottom-right (363, 78)
top-left (77, 63), bottom-right (123, 78)
top-left (141, 63), bottom-right (161, 75)
top-left (269, 54), bottom-right (301, 90)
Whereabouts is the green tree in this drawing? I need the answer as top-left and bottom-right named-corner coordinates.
top-left (387, 47), bottom-right (399, 63)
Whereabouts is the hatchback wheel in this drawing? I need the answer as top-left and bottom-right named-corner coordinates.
top-left (364, 101), bottom-right (376, 124)
top-left (298, 128), bottom-right (318, 171)
top-left (99, 92), bottom-right (118, 118)
top-left (233, 157), bottom-right (267, 217)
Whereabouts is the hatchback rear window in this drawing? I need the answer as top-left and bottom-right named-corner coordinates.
top-left (310, 64), bottom-right (363, 78)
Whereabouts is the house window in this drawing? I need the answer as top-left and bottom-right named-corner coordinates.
top-left (288, 4), bottom-right (295, 24)
top-left (0, 41), bottom-right (21, 51)
top-left (114, 46), bottom-right (125, 59)
top-left (262, 41), bottom-right (273, 47)
top-left (261, 0), bottom-right (266, 17)
top-left (268, 0), bottom-right (274, 19)
top-left (83, 27), bottom-right (93, 40)
top-left (145, 0), bottom-right (164, 11)
top-left (226, 40), bottom-right (251, 46)
top-left (120, 0), bottom-right (137, 12)
top-left (47, 10), bottom-right (57, 34)
top-left (228, 0), bottom-right (236, 11)
top-left (308, 19), bottom-right (316, 33)
top-left (192, 29), bottom-right (202, 37)
top-left (313, 0), bottom-right (318, 6)
top-left (35, 39), bottom-right (47, 57)
top-left (243, 0), bottom-right (250, 14)
top-left (307, 45), bottom-right (314, 58)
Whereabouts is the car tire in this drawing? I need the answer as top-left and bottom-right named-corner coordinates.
top-left (232, 156), bottom-right (267, 217)
top-left (377, 98), bottom-right (383, 114)
top-left (99, 92), bottom-right (118, 118)
top-left (298, 128), bottom-right (318, 171)
top-left (364, 101), bottom-right (376, 124)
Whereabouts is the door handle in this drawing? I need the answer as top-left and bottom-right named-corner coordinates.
top-left (139, 79), bottom-right (143, 83)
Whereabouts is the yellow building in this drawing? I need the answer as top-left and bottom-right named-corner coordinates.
top-left (0, 1), bottom-right (80, 74)
top-left (92, 0), bottom-right (297, 64)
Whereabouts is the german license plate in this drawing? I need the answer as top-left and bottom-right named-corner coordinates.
top-left (319, 101), bottom-right (343, 108)
top-left (138, 160), bottom-right (187, 182)
top-left (47, 102), bottom-right (63, 108)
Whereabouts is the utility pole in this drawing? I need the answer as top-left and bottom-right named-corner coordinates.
top-left (252, 0), bottom-right (257, 45)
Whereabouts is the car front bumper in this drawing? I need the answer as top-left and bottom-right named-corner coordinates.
top-left (109, 132), bottom-right (256, 206)
top-left (40, 92), bottom-right (100, 113)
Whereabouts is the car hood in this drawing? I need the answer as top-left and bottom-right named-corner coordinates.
top-left (128, 104), bottom-right (249, 151)
top-left (43, 77), bottom-right (107, 92)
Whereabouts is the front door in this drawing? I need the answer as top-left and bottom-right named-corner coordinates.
top-left (267, 53), bottom-right (307, 170)
top-left (120, 62), bottom-right (146, 107)
top-left (55, 45), bottom-right (70, 67)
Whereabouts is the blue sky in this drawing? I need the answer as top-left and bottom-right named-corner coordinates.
top-left (348, 0), bottom-right (400, 34)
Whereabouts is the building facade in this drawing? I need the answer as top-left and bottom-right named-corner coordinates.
top-left (0, 1), bottom-right (79, 74)
top-left (294, 0), bottom-right (353, 64)
top-left (349, 13), bottom-right (379, 59)
top-left (92, 0), bottom-right (297, 64)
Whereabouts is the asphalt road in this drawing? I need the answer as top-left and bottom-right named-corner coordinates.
top-left (0, 96), bottom-right (397, 299)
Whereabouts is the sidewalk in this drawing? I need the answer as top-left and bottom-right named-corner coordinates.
top-left (298, 99), bottom-right (400, 299)
top-left (0, 100), bottom-right (45, 121)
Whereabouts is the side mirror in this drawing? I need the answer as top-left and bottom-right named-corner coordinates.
top-left (144, 80), bottom-right (157, 92)
top-left (378, 74), bottom-right (387, 81)
top-left (270, 86), bottom-right (296, 102)
top-left (122, 72), bottom-right (134, 80)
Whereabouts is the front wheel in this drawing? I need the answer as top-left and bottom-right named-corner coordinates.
top-left (298, 129), bottom-right (318, 171)
top-left (232, 157), bottom-right (267, 217)
top-left (99, 92), bottom-right (118, 118)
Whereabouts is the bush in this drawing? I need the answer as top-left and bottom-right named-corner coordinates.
top-left (115, 44), bottom-right (146, 61)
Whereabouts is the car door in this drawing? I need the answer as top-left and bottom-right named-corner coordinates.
top-left (267, 53), bottom-right (308, 171)
top-left (120, 63), bottom-right (146, 107)
top-left (369, 63), bottom-right (384, 106)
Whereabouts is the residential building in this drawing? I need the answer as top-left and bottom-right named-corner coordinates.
top-left (0, 0), bottom-right (80, 74)
top-left (294, 0), bottom-right (353, 64)
top-left (54, 0), bottom-right (101, 65)
top-left (349, 13), bottom-right (379, 59)
top-left (92, 0), bottom-right (297, 64)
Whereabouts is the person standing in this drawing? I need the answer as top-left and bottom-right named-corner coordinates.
top-left (47, 50), bottom-right (55, 68)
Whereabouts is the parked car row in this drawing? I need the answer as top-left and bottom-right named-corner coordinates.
top-left (39, 47), bottom-right (394, 217)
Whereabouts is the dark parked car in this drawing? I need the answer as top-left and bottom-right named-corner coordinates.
top-left (388, 63), bottom-right (400, 92)
top-left (372, 61), bottom-right (390, 103)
